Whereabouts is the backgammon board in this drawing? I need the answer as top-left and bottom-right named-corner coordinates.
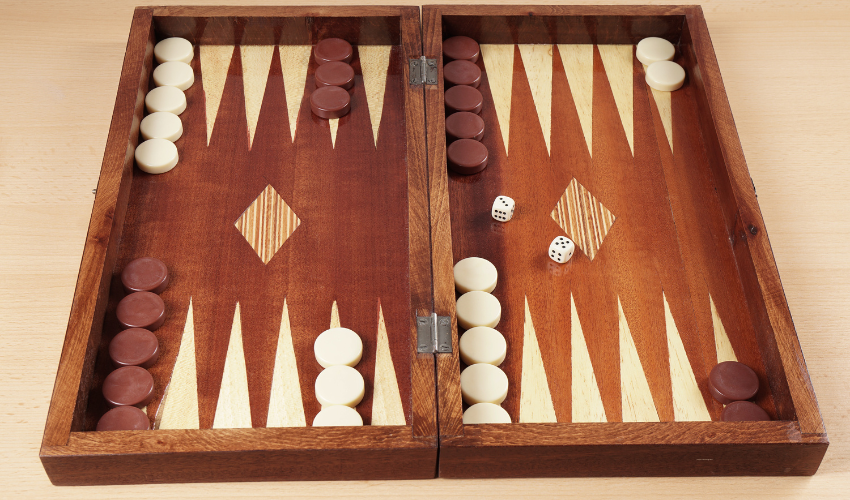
top-left (40, 5), bottom-right (827, 485)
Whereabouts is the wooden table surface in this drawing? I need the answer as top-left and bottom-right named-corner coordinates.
top-left (1, 0), bottom-right (847, 497)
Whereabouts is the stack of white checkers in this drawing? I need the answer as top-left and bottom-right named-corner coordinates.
top-left (312, 327), bottom-right (365, 426)
top-left (637, 37), bottom-right (686, 92)
top-left (136, 37), bottom-right (195, 175)
top-left (453, 257), bottom-right (511, 425)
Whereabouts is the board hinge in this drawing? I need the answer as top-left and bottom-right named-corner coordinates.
top-left (417, 313), bottom-right (452, 353)
top-left (409, 56), bottom-right (438, 85)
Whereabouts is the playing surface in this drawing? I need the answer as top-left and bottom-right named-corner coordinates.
top-left (447, 42), bottom-right (781, 423)
top-left (84, 42), bottom-right (413, 430)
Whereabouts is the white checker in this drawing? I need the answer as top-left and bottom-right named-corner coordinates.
top-left (456, 291), bottom-right (501, 330)
top-left (153, 61), bottom-right (195, 91)
top-left (312, 405), bottom-right (363, 427)
top-left (463, 403), bottom-right (511, 424)
top-left (460, 363), bottom-right (509, 405)
top-left (636, 37), bottom-right (676, 65)
top-left (315, 365), bottom-right (365, 407)
top-left (646, 61), bottom-right (686, 92)
top-left (134, 138), bottom-right (178, 174)
top-left (154, 37), bottom-right (194, 64)
top-left (459, 326), bottom-right (506, 366)
top-left (453, 257), bottom-right (498, 294)
top-left (314, 327), bottom-right (363, 368)
top-left (145, 86), bottom-right (187, 115)
top-left (140, 112), bottom-right (183, 142)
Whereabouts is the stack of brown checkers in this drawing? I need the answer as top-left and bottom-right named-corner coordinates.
top-left (109, 328), bottom-right (160, 368)
top-left (102, 366), bottom-right (155, 408)
top-left (96, 406), bottom-right (151, 431)
top-left (314, 38), bottom-right (353, 65)
top-left (117, 291), bottom-right (166, 331)
top-left (315, 61), bottom-right (355, 90)
top-left (708, 361), bottom-right (759, 404)
top-left (446, 112), bottom-right (485, 142)
top-left (444, 60), bottom-right (482, 88)
top-left (448, 138), bottom-right (488, 175)
top-left (121, 257), bottom-right (169, 294)
top-left (445, 85), bottom-right (483, 114)
top-left (443, 36), bottom-right (480, 63)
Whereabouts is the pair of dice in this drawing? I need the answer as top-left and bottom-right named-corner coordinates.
top-left (490, 196), bottom-right (576, 264)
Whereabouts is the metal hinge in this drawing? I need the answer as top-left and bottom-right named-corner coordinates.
top-left (416, 313), bottom-right (452, 353)
top-left (409, 57), bottom-right (438, 85)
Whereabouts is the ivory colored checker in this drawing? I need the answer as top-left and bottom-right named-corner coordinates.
top-left (453, 257), bottom-right (498, 293)
top-left (314, 327), bottom-right (363, 368)
top-left (153, 61), bottom-right (195, 91)
top-left (145, 85), bottom-right (187, 115)
top-left (154, 37), bottom-right (194, 64)
top-left (140, 112), bottom-right (183, 142)
top-left (135, 139), bottom-right (178, 174)
top-left (460, 363), bottom-right (508, 405)
top-left (315, 365), bottom-right (365, 407)
top-left (463, 403), bottom-right (511, 424)
top-left (459, 326), bottom-right (506, 366)
top-left (636, 37), bottom-right (676, 65)
top-left (456, 291), bottom-right (501, 330)
top-left (312, 405), bottom-right (364, 427)
top-left (645, 60), bottom-right (686, 92)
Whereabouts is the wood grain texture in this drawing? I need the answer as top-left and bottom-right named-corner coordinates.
top-left (551, 178), bottom-right (616, 261)
top-left (518, 44), bottom-right (553, 155)
top-left (278, 45), bottom-right (312, 142)
top-left (200, 45), bottom-right (234, 145)
top-left (241, 44), bottom-right (275, 148)
top-left (558, 44), bottom-right (593, 155)
top-left (233, 184), bottom-right (301, 264)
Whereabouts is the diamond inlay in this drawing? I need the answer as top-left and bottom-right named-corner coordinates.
top-left (551, 179), bottom-right (616, 261)
top-left (235, 184), bottom-right (300, 264)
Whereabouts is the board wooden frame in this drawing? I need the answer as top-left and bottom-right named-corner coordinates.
top-left (40, 5), bottom-right (437, 485)
top-left (424, 4), bottom-right (827, 478)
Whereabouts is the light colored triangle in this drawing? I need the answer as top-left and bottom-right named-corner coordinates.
top-left (519, 296), bottom-right (557, 423)
top-left (371, 304), bottom-right (406, 425)
top-left (518, 45), bottom-right (553, 155)
top-left (665, 294), bottom-right (711, 421)
top-left (278, 45), bottom-right (312, 142)
top-left (201, 45), bottom-right (235, 146)
top-left (359, 45), bottom-right (392, 148)
top-left (598, 45), bottom-right (634, 155)
top-left (241, 45), bottom-right (275, 149)
top-left (329, 118), bottom-right (339, 148)
top-left (330, 300), bottom-right (340, 329)
top-left (618, 298), bottom-right (659, 422)
top-left (213, 302), bottom-right (252, 428)
top-left (267, 299), bottom-right (306, 427)
top-left (710, 294), bottom-right (738, 363)
top-left (157, 299), bottom-right (199, 429)
top-left (643, 64), bottom-right (673, 152)
top-left (481, 44), bottom-right (515, 155)
top-left (557, 44), bottom-right (594, 156)
top-left (570, 295), bottom-right (607, 423)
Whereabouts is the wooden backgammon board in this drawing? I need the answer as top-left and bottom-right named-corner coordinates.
top-left (40, 5), bottom-right (828, 485)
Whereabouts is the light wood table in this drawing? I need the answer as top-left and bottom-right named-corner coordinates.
top-left (1, 0), bottom-right (847, 497)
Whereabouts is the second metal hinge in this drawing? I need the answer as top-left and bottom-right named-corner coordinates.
top-left (417, 313), bottom-right (452, 353)
top-left (409, 56), bottom-right (438, 85)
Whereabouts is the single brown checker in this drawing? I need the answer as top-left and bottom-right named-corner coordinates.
top-left (313, 37), bottom-right (353, 65)
top-left (116, 291), bottom-right (165, 331)
top-left (443, 60), bottom-right (481, 88)
top-left (709, 361), bottom-right (760, 404)
top-left (96, 406), bottom-right (151, 431)
top-left (442, 36), bottom-right (480, 63)
top-left (108, 328), bottom-right (159, 368)
top-left (721, 401), bottom-right (771, 422)
top-left (447, 138), bottom-right (488, 174)
top-left (310, 86), bottom-right (351, 118)
top-left (315, 61), bottom-right (355, 90)
top-left (444, 85), bottom-right (483, 114)
top-left (102, 366), bottom-right (155, 408)
top-left (445, 111), bottom-right (485, 141)
top-left (121, 257), bottom-right (169, 294)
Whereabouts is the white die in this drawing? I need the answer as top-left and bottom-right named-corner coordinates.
top-left (492, 196), bottom-right (515, 222)
top-left (548, 236), bottom-right (575, 264)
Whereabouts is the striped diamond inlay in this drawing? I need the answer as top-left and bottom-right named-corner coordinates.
top-left (551, 179), bottom-right (616, 261)
top-left (235, 184), bottom-right (300, 264)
